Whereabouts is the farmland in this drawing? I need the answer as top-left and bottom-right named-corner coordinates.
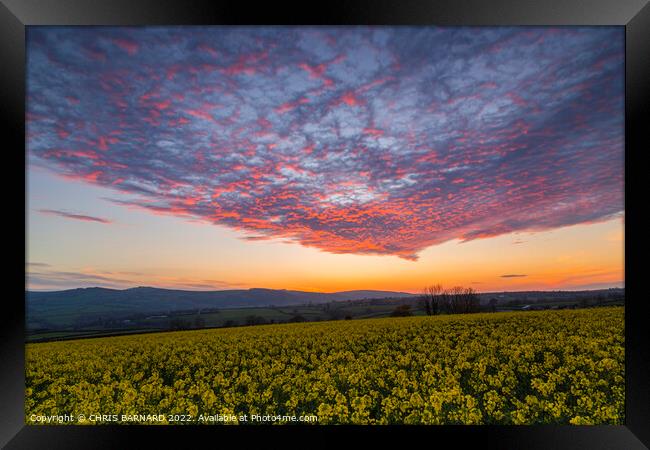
top-left (25, 307), bottom-right (624, 425)
top-left (25, 287), bottom-right (624, 342)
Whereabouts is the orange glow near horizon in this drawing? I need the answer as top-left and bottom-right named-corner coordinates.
top-left (27, 172), bottom-right (624, 294)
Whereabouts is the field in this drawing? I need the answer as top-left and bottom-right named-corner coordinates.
top-left (26, 301), bottom-right (415, 342)
top-left (25, 307), bottom-right (624, 425)
top-left (26, 288), bottom-right (625, 343)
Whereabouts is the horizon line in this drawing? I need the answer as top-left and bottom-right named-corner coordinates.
top-left (25, 284), bottom-right (625, 295)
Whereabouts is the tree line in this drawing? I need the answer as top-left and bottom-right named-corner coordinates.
top-left (419, 284), bottom-right (481, 315)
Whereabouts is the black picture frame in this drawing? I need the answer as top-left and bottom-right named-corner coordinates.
top-left (2, 0), bottom-right (648, 448)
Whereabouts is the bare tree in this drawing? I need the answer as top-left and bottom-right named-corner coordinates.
top-left (420, 291), bottom-right (432, 316)
top-left (461, 287), bottom-right (480, 313)
top-left (422, 284), bottom-right (444, 315)
top-left (421, 284), bottom-right (480, 315)
top-left (446, 286), bottom-right (461, 314)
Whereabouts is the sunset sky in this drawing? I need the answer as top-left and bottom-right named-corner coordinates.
top-left (26, 26), bottom-right (624, 293)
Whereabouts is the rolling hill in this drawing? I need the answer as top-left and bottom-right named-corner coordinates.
top-left (26, 286), bottom-right (416, 329)
top-left (25, 286), bottom-right (624, 336)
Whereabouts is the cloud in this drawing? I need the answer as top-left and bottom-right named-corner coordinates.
top-left (26, 266), bottom-right (247, 291)
top-left (37, 209), bottom-right (112, 224)
top-left (26, 262), bottom-right (51, 268)
top-left (26, 268), bottom-right (133, 289)
top-left (500, 274), bottom-right (528, 278)
top-left (27, 27), bottom-right (624, 260)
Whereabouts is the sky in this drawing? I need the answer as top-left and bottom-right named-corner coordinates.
top-left (26, 26), bottom-right (624, 293)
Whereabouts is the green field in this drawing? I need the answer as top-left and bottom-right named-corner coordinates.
top-left (26, 301), bottom-right (420, 342)
top-left (26, 307), bottom-right (624, 425)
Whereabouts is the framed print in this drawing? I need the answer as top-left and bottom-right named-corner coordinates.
top-left (1, 0), bottom-right (649, 448)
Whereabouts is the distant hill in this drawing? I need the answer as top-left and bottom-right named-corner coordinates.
top-left (26, 287), bottom-right (416, 329)
top-left (26, 286), bottom-right (624, 333)
top-left (475, 288), bottom-right (625, 305)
